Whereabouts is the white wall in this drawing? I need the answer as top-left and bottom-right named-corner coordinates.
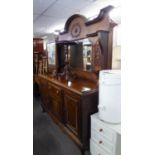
top-left (112, 24), bottom-right (121, 69)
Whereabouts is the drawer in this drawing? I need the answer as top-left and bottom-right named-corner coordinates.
top-left (91, 130), bottom-right (114, 155)
top-left (90, 139), bottom-right (109, 155)
top-left (40, 78), bottom-right (47, 85)
top-left (91, 117), bottom-right (116, 143)
top-left (48, 83), bottom-right (61, 98)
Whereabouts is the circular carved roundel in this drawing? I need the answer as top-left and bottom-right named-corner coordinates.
top-left (71, 23), bottom-right (81, 38)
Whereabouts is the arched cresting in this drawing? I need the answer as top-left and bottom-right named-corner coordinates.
top-left (59, 5), bottom-right (116, 39)
top-left (85, 5), bottom-right (114, 26)
top-left (60, 5), bottom-right (115, 35)
top-left (60, 14), bottom-right (87, 35)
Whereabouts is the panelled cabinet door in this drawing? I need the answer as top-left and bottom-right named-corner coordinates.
top-left (64, 92), bottom-right (80, 136)
top-left (39, 79), bottom-right (48, 108)
top-left (48, 83), bottom-right (62, 120)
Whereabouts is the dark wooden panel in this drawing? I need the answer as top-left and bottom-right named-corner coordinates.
top-left (39, 78), bottom-right (49, 110)
top-left (48, 82), bottom-right (62, 120)
top-left (64, 91), bottom-right (80, 136)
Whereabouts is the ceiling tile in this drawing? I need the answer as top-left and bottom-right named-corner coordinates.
top-left (54, 0), bottom-right (91, 9)
top-left (34, 15), bottom-right (56, 28)
top-left (43, 0), bottom-right (92, 17)
top-left (43, 5), bottom-right (74, 17)
top-left (33, 0), bottom-right (56, 14)
top-left (33, 14), bottom-right (40, 21)
top-left (33, 15), bottom-right (65, 35)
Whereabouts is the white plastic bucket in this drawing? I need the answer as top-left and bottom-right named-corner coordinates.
top-left (98, 70), bottom-right (121, 124)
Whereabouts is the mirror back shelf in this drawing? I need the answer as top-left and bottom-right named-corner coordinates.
top-left (55, 5), bottom-right (116, 82)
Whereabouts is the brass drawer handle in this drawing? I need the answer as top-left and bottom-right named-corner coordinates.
top-left (99, 140), bottom-right (103, 144)
top-left (99, 128), bottom-right (103, 132)
top-left (56, 90), bottom-right (59, 94)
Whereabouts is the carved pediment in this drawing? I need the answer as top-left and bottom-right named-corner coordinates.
top-left (58, 5), bottom-right (116, 41)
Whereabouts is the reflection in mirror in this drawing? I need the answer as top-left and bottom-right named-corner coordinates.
top-left (47, 42), bottom-right (56, 65)
top-left (69, 38), bottom-right (92, 71)
top-left (82, 39), bottom-right (92, 71)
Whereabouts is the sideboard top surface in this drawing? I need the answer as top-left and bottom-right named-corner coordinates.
top-left (38, 74), bottom-right (98, 95)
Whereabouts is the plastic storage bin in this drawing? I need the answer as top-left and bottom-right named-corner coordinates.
top-left (98, 70), bottom-right (121, 124)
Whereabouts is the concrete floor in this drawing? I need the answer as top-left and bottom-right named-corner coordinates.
top-left (33, 96), bottom-right (90, 155)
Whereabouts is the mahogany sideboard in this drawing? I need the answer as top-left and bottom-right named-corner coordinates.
top-left (33, 5), bottom-right (116, 155)
top-left (34, 74), bottom-right (98, 154)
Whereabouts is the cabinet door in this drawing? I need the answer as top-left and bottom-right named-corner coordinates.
top-left (64, 92), bottom-right (80, 136)
top-left (48, 83), bottom-right (62, 120)
top-left (39, 78), bottom-right (48, 109)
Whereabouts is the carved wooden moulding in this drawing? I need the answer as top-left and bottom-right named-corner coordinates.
top-left (58, 5), bottom-right (116, 41)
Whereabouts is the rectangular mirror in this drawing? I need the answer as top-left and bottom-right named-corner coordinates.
top-left (69, 38), bottom-right (93, 71)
